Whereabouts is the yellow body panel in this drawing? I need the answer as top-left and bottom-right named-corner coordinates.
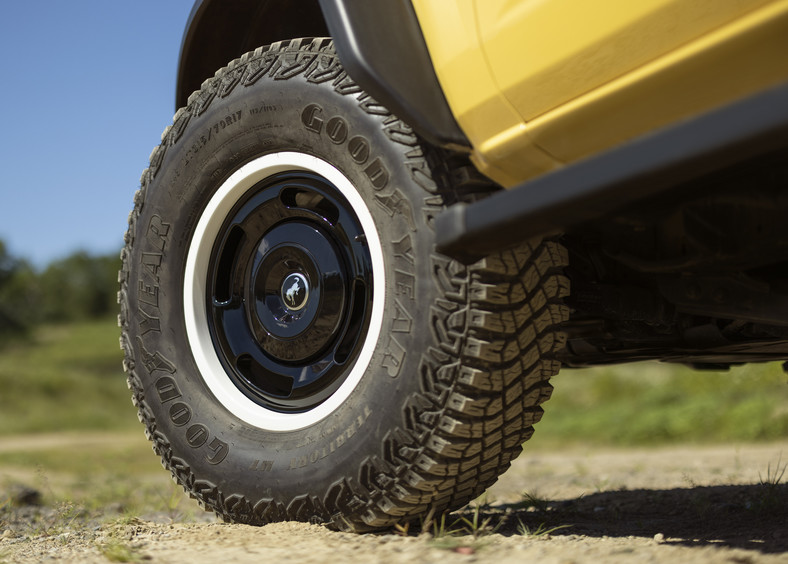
top-left (478, 0), bottom-right (772, 121)
top-left (411, 0), bottom-right (561, 185)
top-left (412, 0), bottom-right (788, 187)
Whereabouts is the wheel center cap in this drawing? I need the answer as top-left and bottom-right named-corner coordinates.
top-left (281, 272), bottom-right (309, 311)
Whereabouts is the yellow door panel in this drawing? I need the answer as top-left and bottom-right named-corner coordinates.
top-left (414, 0), bottom-right (788, 188)
top-left (478, 0), bottom-right (773, 122)
top-left (527, 0), bottom-right (788, 163)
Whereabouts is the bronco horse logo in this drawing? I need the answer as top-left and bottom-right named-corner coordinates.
top-left (283, 273), bottom-right (309, 310)
top-left (286, 279), bottom-right (301, 306)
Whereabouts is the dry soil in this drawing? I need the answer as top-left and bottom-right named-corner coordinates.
top-left (2, 438), bottom-right (787, 563)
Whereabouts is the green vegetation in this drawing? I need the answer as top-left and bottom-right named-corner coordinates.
top-left (0, 438), bottom-right (199, 529)
top-left (0, 239), bottom-right (120, 340)
top-left (0, 318), bottom-right (134, 435)
top-left (2, 236), bottom-right (787, 447)
top-left (3, 315), bottom-right (788, 444)
top-left (421, 507), bottom-right (493, 552)
top-left (531, 361), bottom-right (788, 448)
top-left (98, 540), bottom-right (144, 564)
top-left (516, 520), bottom-right (572, 537)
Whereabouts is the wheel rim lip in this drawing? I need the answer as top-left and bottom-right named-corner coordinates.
top-left (184, 152), bottom-right (386, 431)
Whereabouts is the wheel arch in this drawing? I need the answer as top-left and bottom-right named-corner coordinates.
top-left (176, 0), bottom-right (470, 150)
top-left (176, 0), bottom-right (329, 110)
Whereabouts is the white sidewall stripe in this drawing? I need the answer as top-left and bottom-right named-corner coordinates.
top-left (183, 152), bottom-right (386, 431)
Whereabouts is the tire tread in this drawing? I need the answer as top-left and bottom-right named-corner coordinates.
top-left (119, 37), bottom-right (569, 532)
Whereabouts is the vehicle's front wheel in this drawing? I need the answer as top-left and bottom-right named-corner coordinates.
top-left (119, 38), bottom-right (569, 531)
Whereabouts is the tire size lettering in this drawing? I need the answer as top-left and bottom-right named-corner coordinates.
top-left (249, 103), bottom-right (282, 115)
top-left (249, 459), bottom-right (274, 472)
top-left (288, 406), bottom-right (372, 469)
top-left (210, 111), bottom-right (243, 135)
top-left (184, 110), bottom-right (243, 162)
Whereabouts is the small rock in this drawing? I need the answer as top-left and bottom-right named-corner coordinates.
top-left (7, 485), bottom-right (42, 507)
top-left (654, 533), bottom-right (665, 543)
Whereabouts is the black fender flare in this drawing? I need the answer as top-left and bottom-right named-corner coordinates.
top-left (177, 0), bottom-right (469, 150)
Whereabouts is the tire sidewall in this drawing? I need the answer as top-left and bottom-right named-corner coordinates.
top-left (127, 55), bottom-right (438, 511)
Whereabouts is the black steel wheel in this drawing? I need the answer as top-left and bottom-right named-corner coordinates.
top-left (184, 154), bottom-right (386, 431)
top-left (119, 38), bottom-right (569, 532)
top-left (206, 171), bottom-right (372, 414)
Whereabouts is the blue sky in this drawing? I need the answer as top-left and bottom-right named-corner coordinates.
top-left (0, 1), bottom-right (196, 268)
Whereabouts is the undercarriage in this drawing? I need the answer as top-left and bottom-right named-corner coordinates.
top-left (561, 149), bottom-right (788, 369)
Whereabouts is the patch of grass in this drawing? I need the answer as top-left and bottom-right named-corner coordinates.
top-left (421, 509), bottom-right (462, 540)
top-left (419, 501), bottom-right (504, 553)
top-left (0, 318), bottom-right (135, 435)
top-left (511, 492), bottom-right (572, 538)
top-left (456, 502), bottom-right (501, 538)
top-left (0, 438), bottom-right (201, 524)
top-left (98, 539), bottom-right (144, 563)
top-left (35, 501), bottom-right (85, 537)
top-left (759, 454), bottom-right (787, 488)
top-left (754, 455), bottom-right (788, 514)
top-left (529, 361), bottom-right (788, 448)
top-left (516, 520), bottom-right (572, 537)
top-left (517, 491), bottom-right (551, 513)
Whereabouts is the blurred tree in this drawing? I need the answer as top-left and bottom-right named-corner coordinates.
top-left (37, 251), bottom-right (121, 322)
top-left (0, 241), bottom-right (121, 336)
top-left (0, 240), bottom-right (40, 336)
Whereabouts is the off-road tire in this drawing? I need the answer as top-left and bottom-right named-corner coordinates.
top-left (118, 38), bottom-right (569, 532)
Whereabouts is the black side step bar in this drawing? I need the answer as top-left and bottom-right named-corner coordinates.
top-left (435, 81), bottom-right (788, 264)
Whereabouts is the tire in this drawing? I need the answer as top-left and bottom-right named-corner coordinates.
top-left (118, 38), bottom-right (569, 532)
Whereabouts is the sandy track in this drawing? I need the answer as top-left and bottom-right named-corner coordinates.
top-left (2, 439), bottom-right (787, 563)
top-left (0, 432), bottom-right (142, 453)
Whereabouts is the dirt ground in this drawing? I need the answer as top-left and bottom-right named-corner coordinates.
top-left (2, 438), bottom-right (788, 563)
